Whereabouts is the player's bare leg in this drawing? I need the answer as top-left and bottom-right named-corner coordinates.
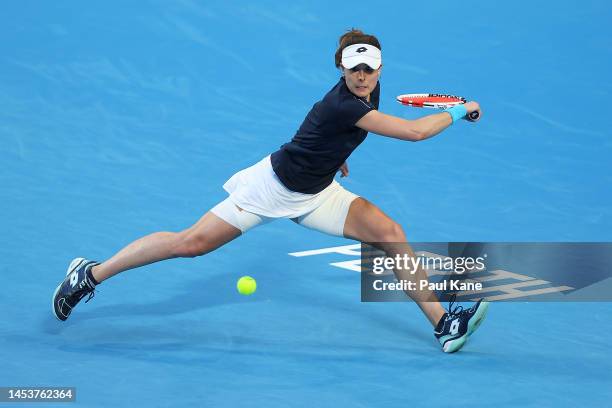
top-left (91, 211), bottom-right (241, 282)
top-left (52, 211), bottom-right (240, 321)
top-left (343, 198), bottom-right (489, 352)
top-left (342, 197), bottom-right (445, 326)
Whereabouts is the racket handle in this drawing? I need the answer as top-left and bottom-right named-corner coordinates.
top-left (468, 111), bottom-right (480, 121)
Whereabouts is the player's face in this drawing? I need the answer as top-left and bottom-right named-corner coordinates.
top-left (342, 63), bottom-right (381, 98)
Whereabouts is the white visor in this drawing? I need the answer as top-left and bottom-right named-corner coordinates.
top-left (341, 43), bottom-right (382, 70)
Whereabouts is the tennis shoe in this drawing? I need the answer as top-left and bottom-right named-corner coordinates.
top-left (434, 295), bottom-right (489, 353)
top-left (52, 258), bottom-right (99, 321)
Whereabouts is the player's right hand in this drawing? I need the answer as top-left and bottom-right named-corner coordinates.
top-left (464, 101), bottom-right (481, 122)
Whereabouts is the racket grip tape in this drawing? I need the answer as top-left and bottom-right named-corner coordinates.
top-left (468, 111), bottom-right (480, 120)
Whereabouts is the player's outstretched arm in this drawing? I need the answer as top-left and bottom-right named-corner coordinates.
top-left (356, 101), bottom-right (481, 142)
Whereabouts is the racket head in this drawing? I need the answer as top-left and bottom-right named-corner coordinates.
top-left (396, 93), bottom-right (467, 109)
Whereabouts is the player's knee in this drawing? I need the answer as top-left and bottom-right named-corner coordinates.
top-left (173, 231), bottom-right (214, 258)
top-left (376, 221), bottom-right (406, 242)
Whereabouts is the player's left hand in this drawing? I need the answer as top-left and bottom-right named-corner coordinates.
top-left (339, 161), bottom-right (349, 177)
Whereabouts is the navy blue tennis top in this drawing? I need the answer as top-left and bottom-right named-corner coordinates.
top-left (271, 78), bottom-right (380, 194)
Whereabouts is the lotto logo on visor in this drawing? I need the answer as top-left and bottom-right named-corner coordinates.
top-left (341, 43), bottom-right (382, 70)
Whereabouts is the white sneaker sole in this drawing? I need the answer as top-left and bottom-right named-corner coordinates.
top-left (467, 301), bottom-right (490, 337)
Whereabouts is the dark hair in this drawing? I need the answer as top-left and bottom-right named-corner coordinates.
top-left (334, 28), bottom-right (381, 68)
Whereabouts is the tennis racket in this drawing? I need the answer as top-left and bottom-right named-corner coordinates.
top-left (396, 93), bottom-right (480, 120)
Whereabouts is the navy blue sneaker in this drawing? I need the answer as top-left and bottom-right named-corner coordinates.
top-left (52, 258), bottom-right (99, 321)
top-left (434, 295), bottom-right (489, 353)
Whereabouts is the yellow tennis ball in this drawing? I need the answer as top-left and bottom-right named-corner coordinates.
top-left (237, 276), bottom-right (257, 295)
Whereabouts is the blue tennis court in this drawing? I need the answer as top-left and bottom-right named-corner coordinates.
top-left (1, 1), bottom-right (611, 406)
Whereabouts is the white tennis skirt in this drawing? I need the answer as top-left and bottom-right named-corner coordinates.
top-left (223, 155), bottom-right (343, 218)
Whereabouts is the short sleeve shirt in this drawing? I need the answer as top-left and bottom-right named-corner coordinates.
top-left (270, 78), bottom-right (380, 194)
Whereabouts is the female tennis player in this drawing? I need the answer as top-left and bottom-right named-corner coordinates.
top-left (53, 29), bottom-right (488, 353)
